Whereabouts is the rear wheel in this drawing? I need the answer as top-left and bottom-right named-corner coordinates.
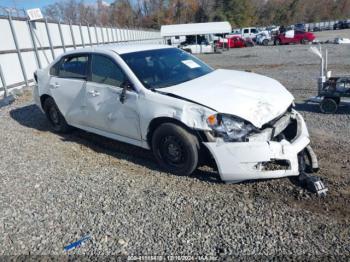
top-left (320, 98), bottom-right (338, 114)
top-left (274, 39), bottom-right (281, 45)
top-left (43, 97), bottom-right (72, 133)
top-left (151, 123), bottom-right (199, 176)
top-left (301, 38), bottom-right (308, 44)
top-left (245, 41), bottom-right (254, 47)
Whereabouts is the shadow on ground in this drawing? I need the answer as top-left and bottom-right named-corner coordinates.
top-left (10, 104), bottom-right (221, 183)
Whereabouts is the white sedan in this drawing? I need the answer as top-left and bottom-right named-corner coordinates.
top-left (33, 44), bottom-right (319, 184)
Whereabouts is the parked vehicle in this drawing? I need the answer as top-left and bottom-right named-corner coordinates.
top-left (255, 30), bottom-right (271, 46)
top-left (333, 20), bottom-right (350, 30)
top-left (274, 30), bottom-right (315, 45)
top-left (230, 27), bottom-right (259, 40)
top-left (309, 46), bottom-right (350, 114)
top-left (179, 35), bottom-right (215, 54)
top-left (166, 35), bottom-right (186, 46)
top-left (216, 35), bottom-right (247, 48)
top-left (33, 45), bottom-right (320, 186)
top-left (161, 22), bottom-right (231, 54)
top-left (241, 27), bottom-right (259, 40)
top-left (294, 23), bottom-right (306, 31)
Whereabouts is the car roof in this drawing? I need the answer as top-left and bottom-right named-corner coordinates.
top-left (62, 44), bottom-right (173, 56)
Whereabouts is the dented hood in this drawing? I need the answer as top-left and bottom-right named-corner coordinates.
top-left (161, 69), bottom-right (294, 128)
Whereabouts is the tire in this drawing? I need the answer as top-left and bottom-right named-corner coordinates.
top-left (301, 38), bottom-right (308, 44)
top-left (245, 41), bottom-right (254, 47)
top-left (320, 98), bottom-right (338, 114)
top-left (262, 39), bottom-right (269, 46)
top-left (151, 123), bottom-right (199, 176)
top-left (274, 39), bottom-right (281, 45)
top-left (43, 97), bottom-right (72, 133)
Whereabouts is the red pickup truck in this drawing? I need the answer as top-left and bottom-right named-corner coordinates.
top-left (216, 36), bottom-right (253, 48)
top-left (274, 30), bottom-right (315, 45)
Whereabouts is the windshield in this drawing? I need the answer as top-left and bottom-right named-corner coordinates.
top-left (120, 48), bottom-right (213, 89)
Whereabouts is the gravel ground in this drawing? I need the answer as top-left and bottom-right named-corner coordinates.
top-left (1, 30), bottom-right (349, 258)
top-left (313, 29), bottom-right (350, 42)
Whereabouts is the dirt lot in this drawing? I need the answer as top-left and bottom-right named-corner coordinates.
top-left (0, 30), bottom-right (349, 258)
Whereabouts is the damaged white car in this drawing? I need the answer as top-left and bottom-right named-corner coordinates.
top-left (33, 45), bottom-right (324, 191)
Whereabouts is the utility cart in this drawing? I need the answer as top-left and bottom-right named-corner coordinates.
top-left (318, 76), bottom-right (350, 113)
top-left (308, 46), bottom-right (350, 113)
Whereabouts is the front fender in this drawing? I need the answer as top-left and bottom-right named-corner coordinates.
top-left (139, 91), bottom-right (216, 142)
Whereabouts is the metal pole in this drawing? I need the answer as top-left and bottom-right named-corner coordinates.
top-left (45, 18), bottom-right (55, 59)
top-left (58, 21), bottom-right (66, 52)
top-left (115, 28), bottom-right (119, 43)
top-left (122, 28), bottom-right (126, 42)
top-left (94, 24), bottom-right (99, 45)
top-left (127, 27), bottom-right (130, 42)
top-left (106, 26), bottom-right (110, 43)
top-left (79, 23), bottom-right (85, 48)
top-left (100, 26), bottom-right (105, 44)
top-left (8, 12), bottom-right (28, 86)
top-left (110, 26), bottom-right (115, 43)
top-left (28, 20), bottom-right (42, 69)
top-left (69, 21), bottom-right (76, 49)
top-left (87, 24), bottom-right (92, 47)
top-left (0, 65), bottom-right (8, 97)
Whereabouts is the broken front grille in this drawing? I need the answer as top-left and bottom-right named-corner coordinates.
top-left (248, 111), bottom-right (298, 143)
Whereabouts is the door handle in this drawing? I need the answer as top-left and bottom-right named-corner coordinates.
top-left (50, 83), bottom-right (60, 89)
top-left (88, 90), bottom-right (100, 97)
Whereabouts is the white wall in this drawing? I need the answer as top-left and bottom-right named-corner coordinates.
top-left (0, 17), bottom-right (161, 90)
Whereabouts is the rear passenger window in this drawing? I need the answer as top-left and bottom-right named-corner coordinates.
top-left (91, 55), bottom-right (126, 87)
top-left (243, 29), bottom-right (249, 34)
top-left (59, 55), bottom-right (88, 79)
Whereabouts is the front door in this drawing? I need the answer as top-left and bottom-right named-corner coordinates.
top-left (83, 54), bottom-right (141, 140)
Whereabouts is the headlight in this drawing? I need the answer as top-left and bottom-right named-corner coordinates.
top-left (207, 114), bottom-right (256, 142)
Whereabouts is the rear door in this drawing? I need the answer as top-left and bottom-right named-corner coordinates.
top-left (48, 54), bottom-right (88, 124)
top-left (83, 54), bottom-right (141, 140)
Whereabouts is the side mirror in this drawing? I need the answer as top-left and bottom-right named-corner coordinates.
top-left (120, 80), bottom-right (132, 104)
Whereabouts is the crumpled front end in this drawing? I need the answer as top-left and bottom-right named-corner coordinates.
top-left (204, 110), bottom-right (317, 183)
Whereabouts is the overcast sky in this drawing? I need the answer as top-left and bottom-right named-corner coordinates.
top-left (0, 0), bottom-right (114, 10)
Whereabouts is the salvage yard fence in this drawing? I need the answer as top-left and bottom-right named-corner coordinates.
top-left (0, 8), bottom-right (162, 94)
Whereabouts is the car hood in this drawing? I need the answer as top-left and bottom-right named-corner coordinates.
top-left (161, 69), bottom-right (294, 128)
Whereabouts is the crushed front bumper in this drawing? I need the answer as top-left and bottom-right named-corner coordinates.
top-left (204, 112), bottom-right (316, 183)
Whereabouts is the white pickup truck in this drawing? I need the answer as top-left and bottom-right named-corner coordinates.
top-left (231, 27), bottom-right (259, 40)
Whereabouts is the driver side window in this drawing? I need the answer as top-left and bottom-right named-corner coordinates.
top-left (91, 54), bottom-right (126, 87)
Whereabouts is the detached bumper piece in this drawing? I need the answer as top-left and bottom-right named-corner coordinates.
top-left (298, 173), bottom-right (328, 196)
top-left (298, 148), bottom-right (328, 196)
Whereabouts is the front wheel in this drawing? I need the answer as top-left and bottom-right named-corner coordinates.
top-left (262, 39), bottom-right (269, 46)
top-left (274, 39), bottom-right (281, 45)
top-left (151, 123), bottom-right (199, 176)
